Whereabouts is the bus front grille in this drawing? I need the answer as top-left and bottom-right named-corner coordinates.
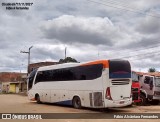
top-left (111, 79), bottom-right (130, 85)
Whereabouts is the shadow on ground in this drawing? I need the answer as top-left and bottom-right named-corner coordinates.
top-left (30, 101), bottom-right (132, 113)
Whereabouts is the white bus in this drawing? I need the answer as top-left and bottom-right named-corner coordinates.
top-left (27, 59), bottom-right (132, 108)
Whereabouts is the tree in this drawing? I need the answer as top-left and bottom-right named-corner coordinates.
top-left (59, 57), bottom-right (78, 63)
top-left (148, 67), bottom-right (156, 72)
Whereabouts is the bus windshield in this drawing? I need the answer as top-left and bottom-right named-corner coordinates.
top-left (28, 69), bottom-right (37, 90)
top-left (109, 60), bottom-right (131, 79)
top-left (155, 78), bottom-right (160, 87)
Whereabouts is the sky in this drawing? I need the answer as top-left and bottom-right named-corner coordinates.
top-left (0, 0), bottom-right (160, 73)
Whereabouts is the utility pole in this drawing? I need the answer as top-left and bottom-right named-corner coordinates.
top-left (20, 46), bottom-right (33, 75)
top-left (20, 64), bottom-right (23, 73)
top-left (65, 47), bottom-right (67, 59)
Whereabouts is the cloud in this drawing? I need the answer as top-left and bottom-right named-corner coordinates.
top-left (0, 0), bottom-right (160, 72)
top-left (40, 15), bottom-right (133, 47)
top-left (136, 16), bottom-right (160, 35)
top-left (31, 45), bottom-right (65, 62)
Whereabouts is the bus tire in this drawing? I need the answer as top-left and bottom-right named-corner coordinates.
top-left (72, 96), bottom-right (82, 109)
top-left (139, 94), bottom-right (147, 106)
top-left (35, 94), bottom-right (41, 104)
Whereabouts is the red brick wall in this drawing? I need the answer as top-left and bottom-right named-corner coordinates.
top-left (28, 62), bottom-right (57, 73)
top-left (0, 72), bottom-right (26, 82)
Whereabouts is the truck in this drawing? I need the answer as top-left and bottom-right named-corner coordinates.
top-left (139, 74), bottom-right (160, 105)
top-left (131, 71), bottom-right (141, 103)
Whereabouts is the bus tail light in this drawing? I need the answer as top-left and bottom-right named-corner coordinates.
top-left (106, 87), bottom-right (112, 100)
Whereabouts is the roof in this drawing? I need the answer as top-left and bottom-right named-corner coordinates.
top-left (133, 71), bottom-right (160, 77)
top-left (29, 61), bottom-right (57, 66)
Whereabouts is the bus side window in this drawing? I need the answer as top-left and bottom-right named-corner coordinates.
top-left (33, 64), bottom-right (103, 82)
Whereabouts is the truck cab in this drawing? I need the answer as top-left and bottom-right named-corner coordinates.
top-left (131, 71), bottom-right (140, 103)
top-left (139, 75), bottom-right (160, 105)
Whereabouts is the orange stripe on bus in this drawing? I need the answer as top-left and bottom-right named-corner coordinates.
top-left (80, 60), bottom-right (109, 68)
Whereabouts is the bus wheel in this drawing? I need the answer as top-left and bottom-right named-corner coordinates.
top-left (73, 96), bottom-right (81, 109)
top-left (35, 94), bottom-right (41, 104)
top-left (139, 94), bottom-right (147, 106)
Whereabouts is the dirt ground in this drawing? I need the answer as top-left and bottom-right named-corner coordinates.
top-left (0, 94), bottom-right (160, 122)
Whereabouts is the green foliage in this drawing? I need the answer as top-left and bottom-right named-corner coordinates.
top-left (59, 57), bottom-right (78, 63)
top-left (148, 67), bottom-right (156, 72)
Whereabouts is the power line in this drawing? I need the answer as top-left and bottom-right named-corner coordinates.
top-left (113, 48), bottom-right (160, 59)
top-left (98, 43), bottom-right (160, 59)
top-left (82, 45), bottom-right (160, 62)
top-left (84, 0), bottom-right (160, 60)
top-left (128, 52), bottom-right (160, 61)
top-left (100, 0), bottom-right (160, 16)
top-left (79, 41), bottom-right (160, 61)
top-left (94, 43), bottom-right (160, 60)
top-left (86, 0), bottom-right (160, 19)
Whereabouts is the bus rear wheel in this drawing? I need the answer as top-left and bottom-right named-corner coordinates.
top-left (73, 96), bottom-right (81, 109)
top-left (35, 94), bottom-right (41, 104)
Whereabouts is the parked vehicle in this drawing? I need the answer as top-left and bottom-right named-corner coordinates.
top-left (139, 75), bottom-right (160, 105)
top-left (27, 59), bottom-right (132, 109)
top-left (131, 71), bottom-right (140, 103)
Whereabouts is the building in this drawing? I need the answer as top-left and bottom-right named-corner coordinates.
top-left (0, 72), bottom-right (27, 93)
top-left (0, 62), bottom-right (58, 93)
top-left (135, 71), bottom-right (160, 77)
top-left (28, 61), bottom-right (58, 73)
